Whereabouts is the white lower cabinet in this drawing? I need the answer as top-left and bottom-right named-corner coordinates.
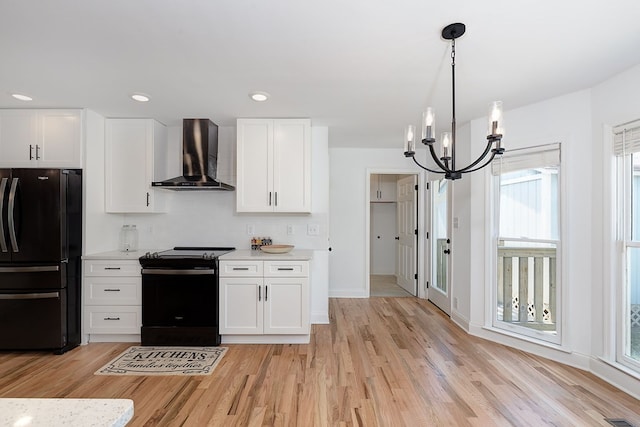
top-left (219, 259), bottom-right (310, 340)
top-left (82, 259), bottom-right (142, 342)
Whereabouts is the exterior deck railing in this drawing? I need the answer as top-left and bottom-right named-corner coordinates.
top-left (497, 246), bottom-right (557, 327)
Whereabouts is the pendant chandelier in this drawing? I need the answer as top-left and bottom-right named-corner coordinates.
top-left (403, 23), bottom-right (505, 180)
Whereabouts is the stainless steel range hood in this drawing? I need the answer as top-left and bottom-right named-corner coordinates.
top-left (152, 118), bottom-right (234, 190)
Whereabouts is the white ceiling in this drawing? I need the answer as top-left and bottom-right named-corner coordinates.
top-left (1, 1), bottom-right (640, 148)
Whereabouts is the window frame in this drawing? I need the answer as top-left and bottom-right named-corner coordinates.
top-left (490, 144), bottom-right (564, 345)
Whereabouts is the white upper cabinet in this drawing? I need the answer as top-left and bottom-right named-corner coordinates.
top-left (236, 118), bottom-right (311, 213)
top-left (370, 174), bottom-right (397, 202)
top-left (0, 109), bottom-right (83, 168)
top-left (105, 118), bottom-right (167, 213)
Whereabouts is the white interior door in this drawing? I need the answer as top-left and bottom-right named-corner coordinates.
top-left (429, 178), bottom-right (451, 314)
top-left (396, 175), bottom-right (417, 295)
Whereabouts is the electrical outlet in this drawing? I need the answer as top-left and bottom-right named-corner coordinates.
top-left (307, 224), bottom-right (320, 236)
top-left (287, 224), bottom-right (295, 235)
top-left (246, 224), bottom-right (255, 235)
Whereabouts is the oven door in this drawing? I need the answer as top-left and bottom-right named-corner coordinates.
top-left (141, 268), bottom-right (218, 327)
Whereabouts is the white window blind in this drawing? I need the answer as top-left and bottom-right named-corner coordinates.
top-left (613, 119), bottom-right (640, 156)
top-left (491, 143), bottom-right (561, 175)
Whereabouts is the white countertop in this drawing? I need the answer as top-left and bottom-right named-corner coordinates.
top-left (220, 249), bottom-right (313, 261)
top-left (0, 398), bottom-right (133, 427)
top-left (82, 249), bottom-right (165, 260)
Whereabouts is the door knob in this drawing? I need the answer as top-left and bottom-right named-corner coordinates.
top-left (395, 236), bottom-right (400, 240)
top-left (443, 249), bottom-right (451, 254)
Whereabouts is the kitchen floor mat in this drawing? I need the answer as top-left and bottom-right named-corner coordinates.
top-left (94, 346), bottom-right (227, 376)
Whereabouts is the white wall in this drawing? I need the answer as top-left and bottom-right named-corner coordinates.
top-left (84, 122), bottom-right (330, 323)
top-left (329, 148), bottom-right (424, 297)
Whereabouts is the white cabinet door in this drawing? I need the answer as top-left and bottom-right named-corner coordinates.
top-left (0, 110), bottom-right (39, 167)
top-left (378, 174), bottom-right (397, 202)
top-left (219, 277), bottom-right (264, 335)
top-left (273, 120), bottom-right (311, 212)
top-left (236, 118), bottom-right (310, 213)
top-left (263, 277), bottom-right (309, 334)
top-left (236, 119), bottom-right (273, 212)
top-left (0, 109), bottom-right (82, 168)
top-left (105, 119), bottom-right (166, 213)
top-left (37, 109), bottom-right (83, 168)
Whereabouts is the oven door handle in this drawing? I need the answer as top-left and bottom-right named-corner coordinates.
top-left (142, 269), bottom-right (216, 275)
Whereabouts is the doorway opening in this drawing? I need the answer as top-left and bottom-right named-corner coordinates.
top-left (367, 171), bottom-right (422, 298)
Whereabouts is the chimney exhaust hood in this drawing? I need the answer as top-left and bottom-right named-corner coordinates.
top-left (152, 118), bottom-right (234, 190)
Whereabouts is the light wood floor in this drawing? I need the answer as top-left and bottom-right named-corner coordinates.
top-left (1, 298), bottom-right (639, 426)
top-left (370, 275), bottom-right (413, 297)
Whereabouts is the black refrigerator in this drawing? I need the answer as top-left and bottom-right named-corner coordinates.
top-left (0, 169), bottom-right (82, 354)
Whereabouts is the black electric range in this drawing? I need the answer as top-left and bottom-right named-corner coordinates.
top-left (139, 246), bottom-right (235, 346)
top-left (139, 246), bottom-right (235, 268)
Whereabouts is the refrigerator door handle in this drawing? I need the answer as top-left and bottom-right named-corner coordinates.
top-left (8, 178), bottom-right (18, 253)
top-left (0, 265), bottom-right (60, 273)
top-left (0, 177), bottom-right (7, 252)
top-left (0, 292), bottom-right (60, 300)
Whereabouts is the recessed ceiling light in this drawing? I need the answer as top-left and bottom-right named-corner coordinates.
top-left (250, 91), bottom-right (270, 102)
top-left (12, 93), bottom-right (33, 101)
top-left (131, 93), bottom-right (150, 102)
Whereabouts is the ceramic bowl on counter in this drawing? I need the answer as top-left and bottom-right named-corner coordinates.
top-left (260, 245), bottom-right (294, 254)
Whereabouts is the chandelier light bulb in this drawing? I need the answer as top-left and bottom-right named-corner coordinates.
top-left (441, 132), bottom-right (451, 157)
top-left (422, 108), bottom-right (435, 141)
top-left (489, 101), bottom-right (504, 136)
top-left (404, 125), bottom-right (416, 156)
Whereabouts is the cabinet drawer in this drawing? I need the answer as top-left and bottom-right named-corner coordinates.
top-left (84, 260), bottom-right (141, 276)
top-left (220, 261), bottom-right (263, 277)
top-left (264, 261), bottom-right (309, 277)
top-left (84, 277), bottom-right (141, 305)
top-left (84, 306), bottom-right (141, 334)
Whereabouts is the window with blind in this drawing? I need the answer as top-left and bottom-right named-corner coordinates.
top-left (613, 120), bottom-right (640, 372)
top-left (491, 144), bottom-right (562, 344)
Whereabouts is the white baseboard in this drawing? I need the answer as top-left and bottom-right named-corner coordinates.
top-left (450, 310), bottom-right (470, 332)
top-left (311, 311), bottom-right (330, 324)
top-left (329, 289), bottom-right (368, 298)
top-left (590, 357), bottom-right (640, 400)
top-left (221, 335), bottom-right (310, 344)
top-left (87, 334), bottom-right (140, 343)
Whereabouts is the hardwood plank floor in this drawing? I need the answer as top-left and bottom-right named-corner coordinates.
top-left (1, 298), bottom-right (639, 426)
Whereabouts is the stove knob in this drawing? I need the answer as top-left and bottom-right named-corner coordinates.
top-left (145, 252), bottom-right (151, 258)
top-left (152, 252), bottom-right (159, 258)
top-left (202, 253), bottom-right (208, 259)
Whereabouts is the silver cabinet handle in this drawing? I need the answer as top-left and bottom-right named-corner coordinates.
top-left (29, 145), bottom-right (34, 160)
top-left (104, 317), bottom-right (121, 321)
top-left (0, 292), bottom-right (59, 300)
top-left (35, 144), bottom-right (41, 160)
top-left (274, 192), bottom-right (278, 206)
top-left (265, 285), bottom-right (268, 301)
top-left (277, 267), bottom-right (294, 271)
top-left (0, 177), bottom-right (7, 252)
top-left (104, 267), bottom-right (121, 270)
top-left (103, 288), bottom-right (121, 292)
top-left (146, 192), bottom-right (150, 207)
top-left (258, 285), bottom-right (261, 301)
top-left (269, 192), bottom-right (272, 206)
top-left (8, 178), bottom-right (19, 252)
top-left (232, 267), bottom-right (249, 271)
